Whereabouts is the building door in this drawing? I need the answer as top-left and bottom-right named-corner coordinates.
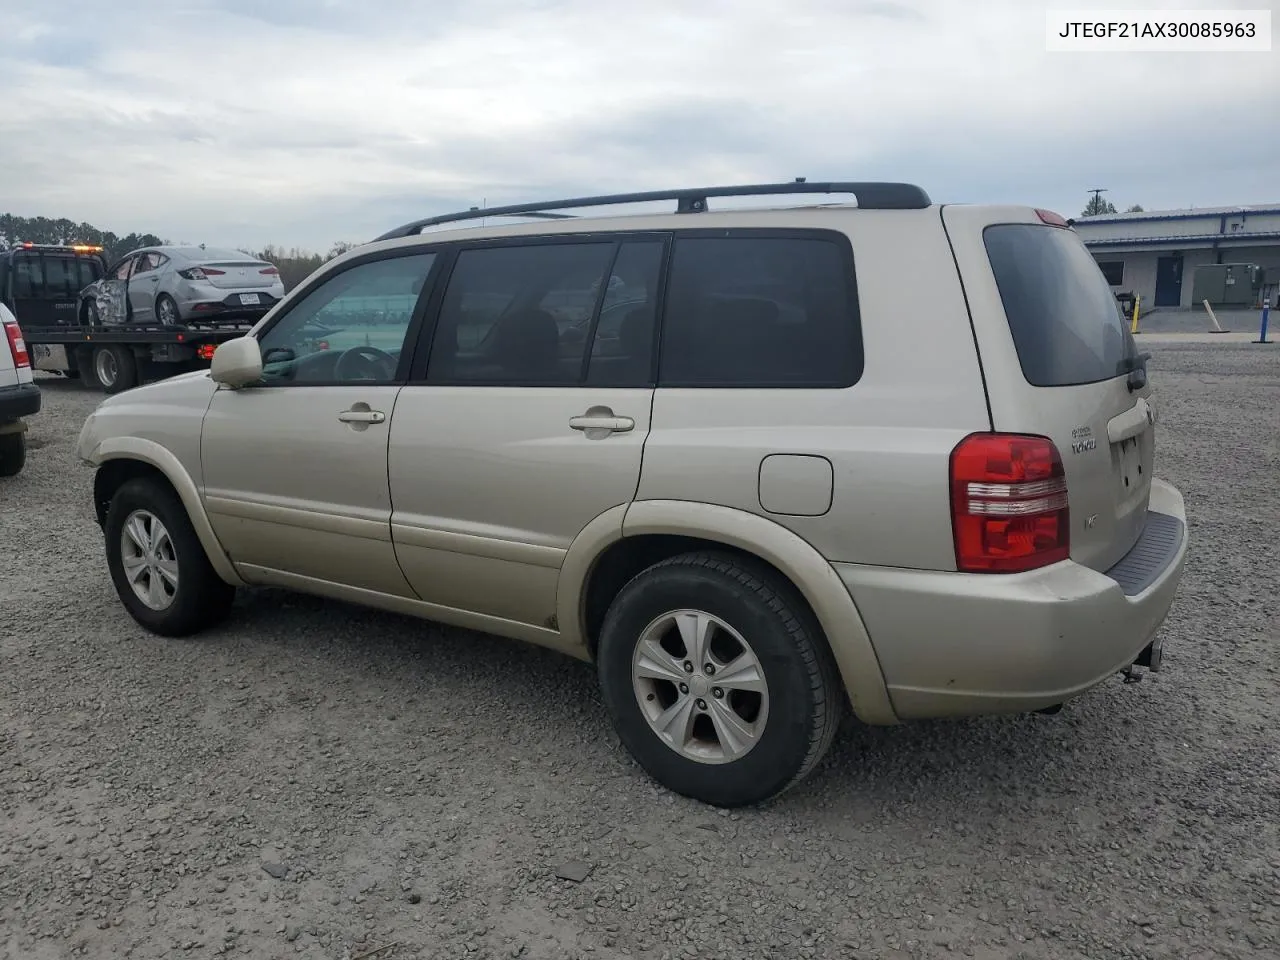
top-left (1154, 255), bottom-right (1183, 307)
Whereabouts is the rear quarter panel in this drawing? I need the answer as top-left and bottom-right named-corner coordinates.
top-left (941, 205), bottom-right (1154, 572)
top-left (636, 208), bottom-right (992, 571)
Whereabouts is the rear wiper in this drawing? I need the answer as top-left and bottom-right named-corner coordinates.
top-left (1121, 351), bottom-right (1152, 392)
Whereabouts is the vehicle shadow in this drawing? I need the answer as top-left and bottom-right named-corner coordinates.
top-left (220, 584), bottom-right (1166, 817)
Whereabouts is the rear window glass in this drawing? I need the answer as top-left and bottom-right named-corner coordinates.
top-left (9, 252), bottom-right (99, 300)
top-left (984, 224), bottom-right (1135, 387)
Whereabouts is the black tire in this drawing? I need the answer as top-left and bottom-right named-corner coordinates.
top-left (103, 477), bottom-right (235, 636)
top-left (91, 345), bottom-right (139, 394)
top-left (0, 430), bottom-right (25, 477)
top-left (597, 551), bottom-right (844, 807)
top-left (84, 300), bottom-right (100, 325)
top-left (155, 294), bottom-right (180, 326)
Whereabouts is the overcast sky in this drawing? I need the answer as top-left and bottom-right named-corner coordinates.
top-left (1, 0), bottom-right (1276, 252)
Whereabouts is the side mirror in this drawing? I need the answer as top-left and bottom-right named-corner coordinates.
top-left (210, 336), bottom-right (263, 388)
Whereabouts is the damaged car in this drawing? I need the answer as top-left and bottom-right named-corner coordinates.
top-left (80, 246), bottom-right (286, 327)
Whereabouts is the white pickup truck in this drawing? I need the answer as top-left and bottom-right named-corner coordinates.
top-left (0, 303), bottom-right (40, 477)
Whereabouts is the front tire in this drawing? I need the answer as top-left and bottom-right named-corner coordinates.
top-left (103, 477), bottom-right (235, 636)
top-left (597, 552), bottom-right (844, 807)
top-left (0, 430), bottom-right (25, 477)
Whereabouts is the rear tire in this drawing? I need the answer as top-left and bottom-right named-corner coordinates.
top-left (596, 551), bottom-right (844, 807)
top-left (103, 477), bottom-right (235, 636)
top-left (155, 294), bottom-right (180, 326)
top-left (0, 431), bottom-right (25, 477)
top-left (91, 345), bottom-right (139, 394)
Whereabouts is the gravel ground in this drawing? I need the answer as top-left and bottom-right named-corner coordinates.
top-left (2, 343), bottom-right (1278, 960)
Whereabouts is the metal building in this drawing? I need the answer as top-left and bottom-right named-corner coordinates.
top-left (1073, 204), bottom-right (1280, 309)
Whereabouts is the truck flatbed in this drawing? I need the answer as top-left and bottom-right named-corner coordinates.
top-left (25, 320), bottom-right (255, 393)
top-left (23, 319), bottom-right (255, 344)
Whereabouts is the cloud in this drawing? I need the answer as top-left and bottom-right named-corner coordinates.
top-left (0, 0), bottom-right (1275, 250)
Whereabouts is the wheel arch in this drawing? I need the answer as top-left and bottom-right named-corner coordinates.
top-left (90, 439), bottom-right (244, 587)
top-left (559, 500), bottom-right (899, 725)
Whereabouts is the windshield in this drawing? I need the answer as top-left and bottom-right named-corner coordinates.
top-left (984, 223), bottom-right (1136, 387)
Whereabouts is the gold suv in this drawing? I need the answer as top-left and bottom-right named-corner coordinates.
top-left (77, 182), bottom-right (1188, 806)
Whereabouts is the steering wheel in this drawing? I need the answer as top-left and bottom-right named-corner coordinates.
top-left (333, 345), bottom-right (397, 381)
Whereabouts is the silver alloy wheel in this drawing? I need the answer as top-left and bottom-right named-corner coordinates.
top-left (631, 609), bottom-right (770, 764)
top-left (94, 349), bottom-right (118, 388)
top-left (120, 509), bottom-right (180, 611)
top-left (157, 297), bottom-right (177, 325)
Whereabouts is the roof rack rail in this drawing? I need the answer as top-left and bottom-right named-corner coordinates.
top-left (374, 180), bottom-right (931, 241)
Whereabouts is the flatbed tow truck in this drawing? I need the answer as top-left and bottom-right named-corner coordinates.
top-left (24, 317), bottom-right (256, 393)
top-left (2, 242), bottom-right (260, 393)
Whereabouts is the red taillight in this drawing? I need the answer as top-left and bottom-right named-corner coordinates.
top-left (259, 266), bottom-right (279, 276)
top-left (1035, 208), bottom-right (1070, 228)
top-left (4, 320), bottom-right (30, 368)
top-left (950, 433), bottom-right (1070, 573)
top-left (197, 343), bottom-right (217, 360)
top-left (179, 267), bottom-right (226, 280)
top-left (317, 340), bottom-right (330, 351)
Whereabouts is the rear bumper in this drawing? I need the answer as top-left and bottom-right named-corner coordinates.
top-left (183, 295), bottom-right (276, 322)
top-left (0, 381), bottom-right (41, 422)
top-left (837, 478), bottom-right (1188, 719)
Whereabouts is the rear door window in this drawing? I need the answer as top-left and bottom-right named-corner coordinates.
top-left (657, 234), bottom-right (861, 387)
top-left (426, 241), bottom-right (617, 385)
top-left (984, 224), bottom-right (1135, 387)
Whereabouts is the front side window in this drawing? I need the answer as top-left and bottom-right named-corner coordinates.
top-left (257, 252), bottom-right (436, 384)
top-left (426, 241), bottom-right (618, 385)
top-left (112, 257), bottom-right (135, 281)
top-left (658, 235), bottom-right (862, 387)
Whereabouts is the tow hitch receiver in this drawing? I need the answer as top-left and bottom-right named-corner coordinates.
top-left (1121, 638), bottom-right (1165, 685)
top-left (1133, 637), bottom-right (1164, 672)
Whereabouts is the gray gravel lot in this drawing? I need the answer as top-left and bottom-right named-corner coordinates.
top-left (2, 342), bottom-right (1279, 960)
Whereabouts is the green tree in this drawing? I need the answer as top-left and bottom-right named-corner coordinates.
top-left (1125, 204), bottom-right (1145, 213)
top-left (0, 212), bottom-right (161, 262)
top-left (1082, 195), bottom-right (1118, 217)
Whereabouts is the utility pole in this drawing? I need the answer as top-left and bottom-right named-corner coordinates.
top-left (1086, 187), bottom-right (1109, 215)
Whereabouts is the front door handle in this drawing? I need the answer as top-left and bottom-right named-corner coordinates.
top-left (569, 414), bottom-right (634, 434)
top-left (338, 409), bottom-right (386, 424)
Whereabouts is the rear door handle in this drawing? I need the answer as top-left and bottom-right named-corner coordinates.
top-left (569, 415), bottom-right (635, 434)
top-left (338, 409), bottom-right (386, 424)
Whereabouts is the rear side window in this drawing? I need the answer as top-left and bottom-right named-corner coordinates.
top-left (5, 252), bottom-right (101, 301)
top-left (658, 235), bottom-right (861, 387)
top-left (985, 224), bottom-right (1134, 387)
